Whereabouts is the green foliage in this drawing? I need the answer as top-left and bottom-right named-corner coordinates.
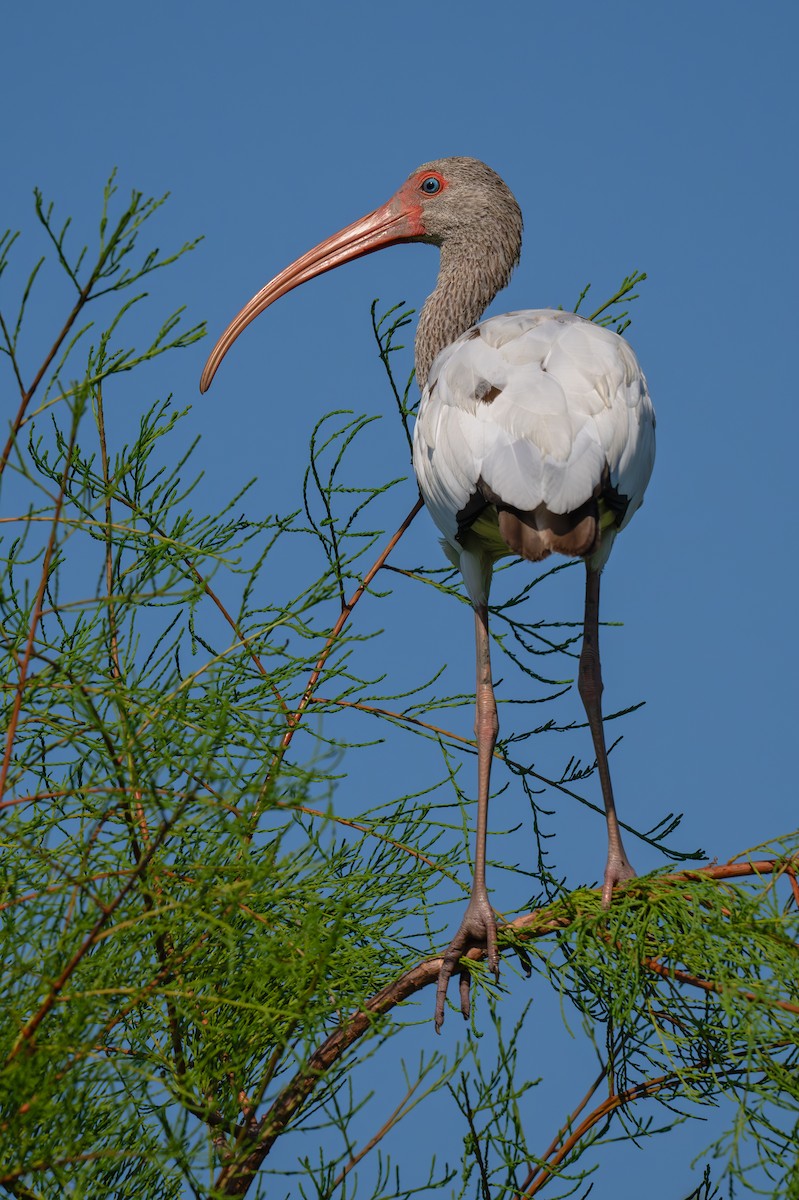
top-left (1, 178), bottom-right (797, 1200)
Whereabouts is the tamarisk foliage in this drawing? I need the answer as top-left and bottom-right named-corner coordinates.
top-left (1, 179), bottom-right (797, 1200)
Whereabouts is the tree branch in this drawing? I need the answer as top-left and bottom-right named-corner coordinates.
top-left (212, 856), bottom-right (797, 1196)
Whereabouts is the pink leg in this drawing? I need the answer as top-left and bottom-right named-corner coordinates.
top-left (435, 603), bottom-right (500, 1031)
top-left (578, 565), bottom-right (636, 907)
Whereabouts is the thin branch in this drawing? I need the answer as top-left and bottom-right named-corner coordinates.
top-left (460, 1072), bottom-right (492, 1200)
top-left (523, 1063), bottom-right (608, 1183)
top-left (243, 496), bottom-right (423, 842)
top-left (79, 480), bottom-right (291, 722)
top-left (640, 954), bottom-right (799, 1016)
top-left (0, 308), bottom-right (27, 397)
top-left (518, 1069), bottom-right (681, 1197)
top-left (179, 559), bottom-right (289, 721)
top-left (0, 407), bottom-right (79, 799)
top-left (309, 695), bottom-right (700, 860)
top-left (0, 199), bottom-right (131, 479)
top-left (327, 1074), bottom-right (427, 1194)
top-left (286, 802), bottom-right (450, 876)
top-left (5, 809), bottom-right (177, 1065)
top-left (513, 1036), bottom-right (787, 1199)
top-left (309, 696), bottom-right (478, 751)
top-left (787, 866), bottom-right (799, 910)
top-left (283, 496), bottom-right (423, 751)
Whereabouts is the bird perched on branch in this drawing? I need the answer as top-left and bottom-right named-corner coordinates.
top-left (200, 157), bottom-right (656, 1030)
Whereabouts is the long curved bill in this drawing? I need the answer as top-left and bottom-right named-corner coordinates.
top-left (199, 200), bottom-right (421, 393)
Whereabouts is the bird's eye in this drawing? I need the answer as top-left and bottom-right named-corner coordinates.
top-left (420, 175), bottom-right (442, 195)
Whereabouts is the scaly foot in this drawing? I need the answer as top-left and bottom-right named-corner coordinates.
top-left (434, 888), bottom-right (498, 1032)
top-left (601, 850), bottom-right (636, 909)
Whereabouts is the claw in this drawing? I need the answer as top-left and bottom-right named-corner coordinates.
top-left (458, 971), bottom-right (471, 1022)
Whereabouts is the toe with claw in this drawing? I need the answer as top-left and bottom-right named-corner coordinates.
top-left (434, 889), bottom-right (499, 1032)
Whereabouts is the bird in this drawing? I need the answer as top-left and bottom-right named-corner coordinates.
top-left (200, 157), bottom-right (656, 1031)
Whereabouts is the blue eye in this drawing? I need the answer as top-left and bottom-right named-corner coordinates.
top-left (420, 176), bottom-right (442, 195)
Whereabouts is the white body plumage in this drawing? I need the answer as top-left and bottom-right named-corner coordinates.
top-left (413, 309), bottom-right (656, 605)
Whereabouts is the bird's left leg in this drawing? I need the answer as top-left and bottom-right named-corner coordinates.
top-left (435, 602), bottom-right (500, 1031)
top-left (578, 564), bottom-right (636, 908)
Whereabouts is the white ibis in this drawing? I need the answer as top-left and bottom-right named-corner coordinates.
top-left (200, 157), bottom-right (656, 1030)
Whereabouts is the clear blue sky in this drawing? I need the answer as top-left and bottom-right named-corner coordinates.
top-left (4, 2), bottom-right (797, 1195)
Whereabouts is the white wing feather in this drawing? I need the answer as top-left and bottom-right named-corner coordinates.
top-left (412, 309), bottom-right (655, 568)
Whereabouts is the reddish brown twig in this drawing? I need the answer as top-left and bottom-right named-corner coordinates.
top-left (785, 865), bottom-right (799, 910)
top-left (0, 202), bottom-right (132, 482)
top-left (525, 1064), bottom-right (608, 1181)
top-left (328, 1074), bottom-right (429, 1192)
top-left (282, 497), bottom-right (423, 753)
top-left (5, 812), bottom-right (176, 1065)
top-left (243, 496), bottom-right (423, 840)
top-left (517, 1069), bottom-right (690, 1197)
top-left (0, 413), bottom-right (78, 800)
top-left (640, 955), bottom-right (799, 1015)
top-left (309, 695), bottom-right (478, 750)
top-left (517, 1031), bottom-right (792, 1198)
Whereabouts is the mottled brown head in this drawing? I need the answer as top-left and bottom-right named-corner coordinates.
top-left (402, 157), bottom-right (523, 258)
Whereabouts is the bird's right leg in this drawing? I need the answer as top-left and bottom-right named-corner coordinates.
top-left (578, 564), bottom-right (636, 907)
top-left (435, 602), bottom-right (500, 1031)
